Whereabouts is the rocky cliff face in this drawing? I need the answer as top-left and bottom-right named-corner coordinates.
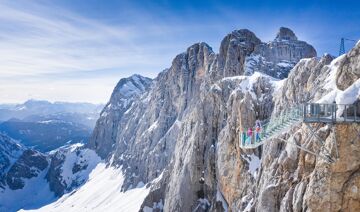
top-left (85, 27), bottom-right (360, 212)
top-left (90, 74), bottom-right (153, 158)
top-left (89, 42), bottom-right (216, 191)
top-left (336, 41), bottom-right (360, 90)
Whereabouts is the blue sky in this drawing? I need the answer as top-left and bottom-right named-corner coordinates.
top-left (0, 0), bottom-right (359, 103)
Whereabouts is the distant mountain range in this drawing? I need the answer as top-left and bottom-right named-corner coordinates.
top-left (0, 100), bottom-right (104, 152)
top-left (0, 100), bottom-right (103, 123)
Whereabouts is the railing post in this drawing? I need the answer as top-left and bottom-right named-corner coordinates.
top-left (317, 104), bottom-right (320, 122)
top-left (344, 105), bottom-right (347, 122)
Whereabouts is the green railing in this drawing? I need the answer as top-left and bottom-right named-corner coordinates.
top-left (239, 105), bottom-right (303, 149)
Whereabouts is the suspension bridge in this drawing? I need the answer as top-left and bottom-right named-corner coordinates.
top-left (239, 103), bottom-right (360, 163)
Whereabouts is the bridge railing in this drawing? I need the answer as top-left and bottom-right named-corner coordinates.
top-left (303, 103), bottom-right (360, 123)
top-left (239, 105), bottom-right (303, 148)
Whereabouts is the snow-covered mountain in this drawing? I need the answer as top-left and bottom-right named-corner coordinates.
top-left (0, 134), bottom-right (101, 211)
top-left (0, 119), bottom-right (91, 152)
top-left (1, 27), bottom-right (359, 212)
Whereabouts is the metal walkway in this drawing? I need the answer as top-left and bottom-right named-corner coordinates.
top-left (239, 103), bottom-right (360, 162)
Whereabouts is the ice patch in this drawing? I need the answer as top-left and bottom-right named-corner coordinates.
top-left (147, 120), bottom-right (159, 132)
top-left (244, 153), bottom-right (261, 178)
top-left (277, 61), bottom-right (292, 67)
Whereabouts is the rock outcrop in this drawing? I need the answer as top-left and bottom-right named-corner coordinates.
top-left (46, 144), bottom-right (100, 196)
top-left (0, 133), bottom-right (23, 189)
top-left (6, 149), bottom-right (48, 190)
top-left (336, 41), bottom-right (360, 90)
top-left (212, 27), bottom-right (317, 80)
top-left (0, 133), bottom-right (48, 191)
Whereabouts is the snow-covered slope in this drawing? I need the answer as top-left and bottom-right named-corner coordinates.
top-left (22, 163), bottom-right (155, 212)
top-left (0, 139), bottom-right (102, 212)
top-left (0, 166), bottom-right (55, 212)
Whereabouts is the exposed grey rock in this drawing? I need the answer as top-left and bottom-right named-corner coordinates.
top-left (6, 149), bottom-right (48, 190)
top-left (45, 149), bottom-right (67, 196)
top-left (275, 27), bottom-right (298, 41)
top-left (89, 74), bottom-right (152, 158)
top-left (89, 42), bottom-right (215, 195)
top-left (0, 133), bottom-right (23, 189)
top-left (336, 41), bottom-right (360, 90)
top-left (215, 29), bottom-right (261, 78)
top-left (211, 27), bottom-right (317, 80)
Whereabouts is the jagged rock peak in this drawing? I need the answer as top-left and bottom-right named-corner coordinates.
top-left (186, 42), bottom-right (213, 52)
top-left (275, 27), bottom-right (298, 41)
top-left (229, 29), bottom-right (261, 43)
top-left (112, 74), bottom-right (152, 98)
top-left (222, 29), bottom-right (262, 52)
top-left (169, 42), bottom-right (215, 82)
top-left (181, 42), bottom-right (215, 72)
top-left (215, 29), bottom-right (262, 78)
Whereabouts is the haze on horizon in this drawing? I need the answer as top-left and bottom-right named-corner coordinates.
top-left (0, 0), bottom-right (359, 104)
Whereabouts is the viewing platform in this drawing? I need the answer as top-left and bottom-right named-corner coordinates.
top-left (303, 103), bottom-right (360, 123)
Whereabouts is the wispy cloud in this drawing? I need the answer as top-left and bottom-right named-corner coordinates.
top-left (0, 1), bottom-right (165, 77)
top-left (0, 0), bottom-right (211, 103)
